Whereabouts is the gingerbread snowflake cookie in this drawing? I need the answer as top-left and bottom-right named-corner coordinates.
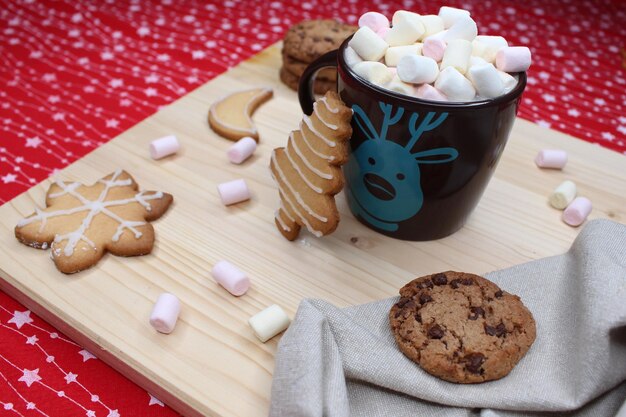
top-left (389, 271), bottom-right (536, 383)
top-left (15, 170), bottom-right (173, 274)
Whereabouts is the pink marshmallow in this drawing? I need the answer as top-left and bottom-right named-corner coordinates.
top-left (422, 38), bottom-right (447, 62)
top-left (211, 260), bottom-right (250, 296)
top-left (359, 12), bottom-right (389, 33)
top-left (388, 67), bottom-right (397, 77)
top-left (535, 149), bottom-right (568, 169)
top-left (415, 84), bottom-right (448, 101)
top-left (150, 135), bottom-right (180, 160)
top-left (376, 26), bottom-right (391, 39)
top-left (217, 179), bottom-right (250, 206)
top-left (227, 136), bottom-right (257, 164)
top-left (496, 46), bottom-right (531, 72)
top-left (149, 293), bottom-right (181, 334)
top-left (562, 197), bottom-right (592, 227)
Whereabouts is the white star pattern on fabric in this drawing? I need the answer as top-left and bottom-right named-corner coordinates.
top-left (26, 402), bottom-right (36, 410)
top-left (602, 132), bottom-right (615, 141)
top-left (18, 368), bottom-right (41, 387)
top-left (25, 137), bottom-right (43, 148)
top-left (65, 372), bottom-right (78, 383)
top-left (148, 394), bottom-right (164, 407)
top-left (107, 410), bottom-right (120, 417)
top-left (1, 174), bottom-right (17, 184)
top-left (8, 310), bottom-right (33, 328)
top-left (87, 411), bottom-right (96, 417)
top-left (25, 335), bottom-right (38, 345)
top-left (79, 349), bottom-right (97, 362)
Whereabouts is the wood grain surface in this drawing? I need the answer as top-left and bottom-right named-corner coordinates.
top-left (0, 43), bottom-right (625, 417)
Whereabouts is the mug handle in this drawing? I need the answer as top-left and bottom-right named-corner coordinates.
top-left (298, 49), bottom-right (338, 115)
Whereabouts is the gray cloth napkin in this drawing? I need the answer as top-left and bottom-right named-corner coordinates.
top-left (269, 219), bottom-right (626, 417)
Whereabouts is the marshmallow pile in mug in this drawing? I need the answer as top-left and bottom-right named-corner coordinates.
top-left (347, 7), bottom-right (532, 102)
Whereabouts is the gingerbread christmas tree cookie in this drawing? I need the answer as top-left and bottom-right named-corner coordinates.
top-left (15, 169), bottom-right (173, 274)
top-left (270, 91), bottom-right (352, 240)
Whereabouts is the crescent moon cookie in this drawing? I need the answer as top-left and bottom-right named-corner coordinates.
top-left (208, 87), bottom-right (273, 142)
top-left (15, 169), bottom-right (173, 274)
top-left (270, 91), bottom-right (353, 240)
top-left (389, 272), bottom-right (536, 383)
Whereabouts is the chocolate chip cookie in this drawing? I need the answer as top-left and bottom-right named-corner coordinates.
top-left (389, 271), bottom-right (536, 383)
top-left (282, 49), bottom-right (337, 81)
top-left (283, 19), bottom-right (357, 63)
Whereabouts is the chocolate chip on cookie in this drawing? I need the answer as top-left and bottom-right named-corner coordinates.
top-left (283, 19), bottom-right (357, 63)
top-left (389, 271), bottom-right (536, 384)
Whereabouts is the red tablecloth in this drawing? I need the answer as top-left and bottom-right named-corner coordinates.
top-left (1, 0), bottom-right (625, 415)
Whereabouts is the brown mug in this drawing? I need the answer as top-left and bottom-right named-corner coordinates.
top-left (299, 36), bottom-right (527, 241)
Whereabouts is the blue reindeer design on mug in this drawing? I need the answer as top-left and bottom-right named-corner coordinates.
top-left (345, 102), bottom-right (459, 232)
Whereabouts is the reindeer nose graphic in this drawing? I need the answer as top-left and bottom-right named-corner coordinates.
top-left (363, 173), bottom-right (396, 201)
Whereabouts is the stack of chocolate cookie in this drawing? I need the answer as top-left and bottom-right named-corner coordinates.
top-left (280, 19), bottom-right (357, 94)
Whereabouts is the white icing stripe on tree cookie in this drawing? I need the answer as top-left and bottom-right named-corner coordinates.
top-left (274, 210), bottom-right (291, 232)
top-left (277, 187), bottom-right (323, 237)
top-left (298, 129), bottom-right (334, 162)
top-left (271, 152), bottom-right (328, 223)
top-left (18, 170), bottom-right (165, 257)
top-left (284, 144), bottom-right (323, 194)
top-left (313, 102), bottom-right (338, 130)
top-left (280, 202), bottom-right (295, 222)
top-left (302, 116), bottom-right (336, 148)
top-left (290, 134), bottom-right (333, 180)
top-left (319, 97), bottom-right (340, 113)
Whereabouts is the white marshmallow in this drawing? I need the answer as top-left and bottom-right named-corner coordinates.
top-left (391, 10), bottom-right (421, 26)
top-left (385, 74), bottom-right (414, 96)
top-left (476, 35), bottom-right (508, 50)
top-left (471, 40), bottom-right (496, 63)
top-left (424, 29), bottom-right (448, 42)
top-left (496, 46), bottom-right (532, 72)
top-left (435, 67), bottom-right (476, 101)
top-left (353, 61), bottom-right (393, 86)
top-left (419, 15), bottom-right (445, 39)
top-left (248, 304), bottom-right (290, 343)
top-left (384, 44), bottom-right (422, 67)
top-left (469, 55), bottom-right (489, 68)
top-left (149, 293), bottom-right (181, 334)
top-left (348, 26), bottom-right (389, 61)
top-left (385, 18), bottom-right (425, 46)
top-left (150, 135), bottom-right (180, 160)
top-left (397, 55), bottom-right (439, 84)
top-left (227, 136), bottom-right (256, 164)
top-left (438, 6), bottom-right (471, 29)
top-left (498, 71), bottom-right (518, 93)
top-left (442, 16), bottom-right (477, 42)
top-left (468, 63), bottom-right (504, 98)
top-left (422, 38), bottom-right (446, 62)
top-left (549, 180), bottom-right (577, 210)
top-left (441, 39), bottom-right (472, 74)
top-left (344, 46), bottom-right (363, 67)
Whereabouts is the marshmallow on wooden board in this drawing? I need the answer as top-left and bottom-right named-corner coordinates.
top-left (211, 260), bottom-right (250, 296)
top-left (496, 46), bottom-right (532, 72)
top-left (498, 71), bottom-right (518, 93)
top-left (439, 6), bottom-right (471, 29)
top-left (385, 44), bottom-right (423, 67)
top-left (358, 11), bottom-right (390, 32)
top-left (150, 135), bottom-right (180, 160)
top-left (415, 83), bottom-right (447, 101)
top-left (385, 18), bottom-right (425, 46)
top-left (227, 136), bottom-right (256, 164)
top-left (441, 39), bottom-right (472, 74)
top-left (435, 67), bottom-right (476, 101)
top-left (353, 61), bottom-right (394, 86)
top-left (150, 293), bottom-right (181, 334)
top-left (248, 304), bottom-right (291, 342)
top-left (535, 149), bottom-right (568, 169)
top-left (442, 16), bottom-right (477, 42)
top-left (397, 55), bottom-right (439, 84)
top-left (562, 197), bottom-right (592, 227)
top-left (422, 38), bottom-right (446, 62)
top-left (419, 15), bottom-right (445, 39)
top-left (344, 46), bottom-right (363, 67)
top-left (218, 178), bottom-right (250, 205)
top-left (468, 63), bottom-right (504, 98)
top-left (385, 75), bottom-right (414, 96)
top-left (349, 26), bottom-right (389, 61)
top-left (549, 180), bottom-right (577, 210)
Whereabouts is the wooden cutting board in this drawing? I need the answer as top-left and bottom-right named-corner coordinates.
top-left (0, 43), bottom-right (624, 417)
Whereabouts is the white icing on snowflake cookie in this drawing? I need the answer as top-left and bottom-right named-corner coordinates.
top-left (15, 169), bottom-right (173, 274)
